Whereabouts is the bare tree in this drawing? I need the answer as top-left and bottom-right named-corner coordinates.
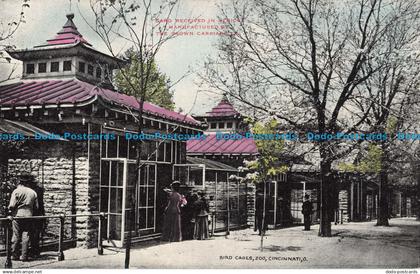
top-left (352, 16), bottom-right (420, 225)
top-left (0, 0), bottom-right (30, 83)
top-left (84, 0), bottom-right (187, 267)
top-left (200, 0), bottom-right (420, 236)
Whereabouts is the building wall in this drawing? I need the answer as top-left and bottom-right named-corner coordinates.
top-left (6, 138), bottom-right (101, 247)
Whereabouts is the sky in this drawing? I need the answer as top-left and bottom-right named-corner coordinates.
top-left (0, 0), bottom-right (229, 115)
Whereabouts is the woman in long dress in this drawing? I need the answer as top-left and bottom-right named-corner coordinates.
top-left (161, 181), bottom-right (182, 242)
top-left (193, 191), bottom-right (209, 240)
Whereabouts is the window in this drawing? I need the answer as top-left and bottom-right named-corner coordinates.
top-left (226, 122), bottom-right (233, 128)
top-left (26, 64), bottom-right (35, 74)
top-left (78, 61), bottom-right (85, 73)
top-left (210, 122), bottom-right (217, 129)
top-left (38, 63), bottom-right (46, 73)
top-left (50, 62), bottom-right (59, 72)
top-left (87, 64), bottom-right (94, 75)
top-left (96, 67), bottom-right (102, 79)
top-left (104, 68), bottom-right (109, 80)
top-left (218, 122), bottom-right (225, 129)
top-left (63, 60), bottom-right (72, 71)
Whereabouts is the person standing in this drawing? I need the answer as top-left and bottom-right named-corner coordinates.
top-left (29, 182), bottom-right (45, 258)
top-left (8, 172), bottom-right (38, 261)
top-left (193, 191), bottom-right (209, 240)
top-left (302, 194), bottom-right (313, 231)
top-left (161, 181), bottom-right (183, 242)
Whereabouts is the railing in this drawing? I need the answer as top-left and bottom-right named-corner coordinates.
top-left (0, 212), bottom-right (107, 269)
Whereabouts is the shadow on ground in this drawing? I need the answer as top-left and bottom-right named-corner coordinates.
top-left (251, 245), bottom-right (303, 252)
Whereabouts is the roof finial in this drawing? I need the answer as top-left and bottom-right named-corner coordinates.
top-left (221, 92), bottom-right (229, 102)
top-left (66, 0), bottom-right (74, 20)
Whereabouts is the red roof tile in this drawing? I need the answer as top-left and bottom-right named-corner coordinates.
top-left (0, 79), bottom-right (200, 126)
top-left (187, 133), bottom-right (258, 155)
top-left (36, 13), bottom-right (92, 48)
top-left (205, 97), bottom-right (240, 117)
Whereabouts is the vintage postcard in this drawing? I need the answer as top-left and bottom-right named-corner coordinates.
top-left (0, 0), bottom-right (419, 273)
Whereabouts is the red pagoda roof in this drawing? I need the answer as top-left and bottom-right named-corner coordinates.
top-left (187, 134), bottom-right (258, 155)
top-left (0, 79), bottom-right (200, 126)
top-left (36, 13), bottom-right (92, 48)
top-left (205, 97), bottom-right (240, 117)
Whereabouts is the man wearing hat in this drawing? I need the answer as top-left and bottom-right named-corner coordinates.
top-left (301, 194), bottom-right (313, 231)
top-left (8, 172), bottom-right (39, 261)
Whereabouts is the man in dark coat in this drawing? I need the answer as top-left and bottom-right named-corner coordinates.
top-left (302, 194), bottom-right (313, 231)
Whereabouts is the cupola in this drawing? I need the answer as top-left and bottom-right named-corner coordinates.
top-left (6, 13), bottom-right (124, 89)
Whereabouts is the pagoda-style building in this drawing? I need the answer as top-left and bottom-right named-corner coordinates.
top-left (0, 13), bottom-right (203, 248)
top-left (186, 97), bottom-right (259, 229)
top-left (187, 96), bottom-right (258, 167)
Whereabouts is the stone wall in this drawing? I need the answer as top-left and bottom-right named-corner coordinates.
top-left (246, 182), bottom-right (256, 227)
top-left (338, 190), bottom-right (350, 223)
top-left (6, 137), bottom-right (99, 247)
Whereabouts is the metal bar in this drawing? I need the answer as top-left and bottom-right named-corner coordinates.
top-left (211, 213), bottom-right (215, 237)
top-left (98, 213), bottom-right (105, 255)
top-left (237, 178), bottom-right (240, 226)
top-left (58, 214), bottom-right (65, 261)
top-left (273, 181), bottom-right (277, 227)
top-left (173, 163), bottom-right (236, 172)
top-left (0, 213), bottom-right (107, 221)
top-left (226, 174), bottom-right (230, 236)
top-left (202, 165), bottom-right (206, 190)
top-left (4, 217), bottom-right (12, 268)
top-left (153, 164), bottom-right (157, 231)
top-left (215, 172), bottom-right (218, 230)
top-left (121, 160), bottom-right (127, 243)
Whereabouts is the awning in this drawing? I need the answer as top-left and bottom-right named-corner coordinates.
top-left (0, 119), bottom-right (67, 140)
top-left (186, 156), bottom-right (238, 172)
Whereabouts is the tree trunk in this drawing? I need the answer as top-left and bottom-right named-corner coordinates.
top-left (377, 143), bottom-right (390, 227)
top-left (318, 146), bottom-right (332, 237)
top-left (125, 100), bottom-right (145, 268)
top-left (416, 164), bottom-right (420, 221)
top-left (376, 170), bottom-right (389, 226)
top-left (260, 181), bottom-right (267, 251)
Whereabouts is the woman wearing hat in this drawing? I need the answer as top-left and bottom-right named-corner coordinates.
top-left (161, 181), bottom-right (183, 242)
top-left (193, 191), bottom-right (210, 240)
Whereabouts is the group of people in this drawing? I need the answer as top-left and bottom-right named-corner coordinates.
top-left (7, 172), bottom-right (45, 261)
top-left (6, 177), bottom-right (314, 258)
top-left (162, 182), bottom-right (314, 242)
top-left (161, 181), bottom-right (210, 242)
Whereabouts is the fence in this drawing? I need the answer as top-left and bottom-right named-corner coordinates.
top-left (0, 212), bottom-right (107, 269)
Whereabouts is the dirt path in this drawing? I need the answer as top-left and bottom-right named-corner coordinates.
top-left (2, 218), bottom-right (419, 269)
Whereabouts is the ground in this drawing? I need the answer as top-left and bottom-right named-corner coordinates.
top-left (2, 218), bottom-right (419, 269)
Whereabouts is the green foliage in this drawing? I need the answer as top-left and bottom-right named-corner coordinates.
top-left (244, 119), bottom-right (287, 183)
top-left (115, 48), bottom-right (175, 110)
top-left (338, 143), bottom-right (383, 174)
top-left (385, 117), bottom-right (398, 135)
